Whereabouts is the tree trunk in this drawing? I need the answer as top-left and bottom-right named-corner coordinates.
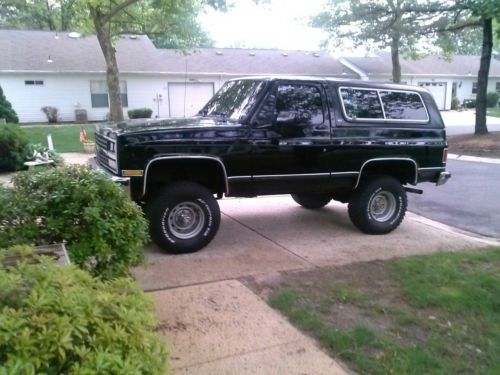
top-left (89, 6), bottom-right (124, 122)
top-left (390, 32), bottom-right (402, 83)
top-left (475, 17), bottom-right (492, 135)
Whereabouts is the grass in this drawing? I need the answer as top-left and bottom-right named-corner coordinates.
top-left (487, 107), bottom-right (500, 118)
top-left (20, 124), bottom-right (96, 153)
top-left (268, 248), bottom-right (500, 374)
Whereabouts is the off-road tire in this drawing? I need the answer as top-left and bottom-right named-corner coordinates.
top-left (348, 176), bottom-right (407, 234)
top-left (147, 181), bottom-right (220, 254)
top-left (291, 193), bottom-right (331, 209)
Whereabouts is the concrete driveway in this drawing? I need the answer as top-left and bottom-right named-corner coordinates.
top-left (133, 195), bottom-right (496, 291)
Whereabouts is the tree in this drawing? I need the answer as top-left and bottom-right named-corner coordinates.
top-left (312, 1), bottom-right (474, 83)
top-left (0, 85), bottom-right (19, 123)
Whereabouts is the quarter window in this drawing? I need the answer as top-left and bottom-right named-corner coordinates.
top-left (340, 88), bottom-right (384, 119)
top-left (379, 91), bottom-right (428, 121)
top-left (90, 80), bottom-right (128, 108)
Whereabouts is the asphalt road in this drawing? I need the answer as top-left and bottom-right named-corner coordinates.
top-left (408, 159), bottom-right (500, 238)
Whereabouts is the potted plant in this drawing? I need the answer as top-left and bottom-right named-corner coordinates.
top-left (80, 127), bottom-right (95, 153)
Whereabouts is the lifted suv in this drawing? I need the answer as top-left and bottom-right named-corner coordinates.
top-left (93, 77), bottom-right (450, 253)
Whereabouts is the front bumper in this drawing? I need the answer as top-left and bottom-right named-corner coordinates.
top-left (88, 157), bottom-right (130, 185)
top-left (436, 171), bottom-right (451, 186)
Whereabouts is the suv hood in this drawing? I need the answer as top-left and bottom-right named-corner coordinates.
top-left (96, 117), bottom-right (235, 135)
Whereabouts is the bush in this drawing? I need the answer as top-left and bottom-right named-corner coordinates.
top-left (128, 108), bottom-right (153, 119)
top-left (0, 85), bottom-right (18, 123)
top-left (41, 106), bottom-right (59, 123)
top-left (451, 96), bottom-right (461, 110)
top-left (0, 165), bottom-right (148, 278)
top-left (463, 99), bottom-right (476, 108)
top-left (0, 250), bottom-right (167, 374)
top-left (486, 91), bottom-right (499, 108)
top-left (0, 124), bottom-right (31, 172)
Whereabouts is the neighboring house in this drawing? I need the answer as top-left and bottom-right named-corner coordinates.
top-left (0, 29), bottom-right (356, 123)
top-left (340, 52), bottom-right (500, 110)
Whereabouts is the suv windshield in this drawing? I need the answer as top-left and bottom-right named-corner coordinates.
top-left (198, 80), bottom-right (265, 122)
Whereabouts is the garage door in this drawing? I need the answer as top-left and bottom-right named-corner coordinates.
top-left (168, 82), bottom-right (214, 117)
top-left (418, 82), bottom-right (446, 110)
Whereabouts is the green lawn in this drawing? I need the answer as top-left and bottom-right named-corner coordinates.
top-left (269, 248), bottom-right (500, 374)
top-left (487, 108), bottom-right (500, 118)
top-left (20, 124), bottom-right (96, 153)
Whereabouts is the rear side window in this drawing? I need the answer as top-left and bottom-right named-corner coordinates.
top-left (339, 87), bottom-right (428, 123)
top-left (340, 88), bottom-right (383, 119)
top-left (380, 91), bottom-right (428, 121)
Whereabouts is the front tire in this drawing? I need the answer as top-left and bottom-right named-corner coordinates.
top-left (147, 182), bottom-right (221, 254)
top-left (348, 176), bottom-right (407, 234)
top-left (291, 193), bottom-right (331, 209)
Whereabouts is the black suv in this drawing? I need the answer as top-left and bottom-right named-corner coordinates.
top-left (93, 77), bottom-right (450, 253)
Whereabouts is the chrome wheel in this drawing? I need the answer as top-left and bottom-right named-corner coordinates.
top-left (369, 190), bottom-right (397, 222)
top-left (167, 202), bottom-right (205, 239)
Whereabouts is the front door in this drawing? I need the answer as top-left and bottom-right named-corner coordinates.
top-left (248, 81), bottom-right (332, 195)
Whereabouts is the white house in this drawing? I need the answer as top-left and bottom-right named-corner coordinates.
top-left (0, 29), bottom-right (356, 123)
top-left (340, 52), bottom-right (500, 110)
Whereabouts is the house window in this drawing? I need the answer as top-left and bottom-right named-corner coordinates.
top-left (90, 80), bottom-right (128, 108)
top-left (25, 80), bottom-right (44, 86)
top-left (472, 82), bottom-right (478, 94)
top-left (496, 82), bottom-right (500, 93)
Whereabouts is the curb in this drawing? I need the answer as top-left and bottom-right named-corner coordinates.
top-left (448, 153), bottom-right (500, 165)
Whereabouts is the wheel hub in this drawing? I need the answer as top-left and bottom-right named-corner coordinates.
top-left (168, 202), bottom-right (205, 239)
top-left (370, 191), bottom-right (397, 222)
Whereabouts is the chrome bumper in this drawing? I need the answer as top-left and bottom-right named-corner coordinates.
top-left (88, 157), bottom-right (129, 185)
top-left (436, 171), bottom-right (451, 186)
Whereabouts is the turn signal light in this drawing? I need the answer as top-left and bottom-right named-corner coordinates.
top-left (443, 148), bottom-right (448, 163)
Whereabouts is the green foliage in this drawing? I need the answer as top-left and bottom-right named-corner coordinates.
top-left (0, 165), bottom-right (148, 278)
top-left (0, 85), bottom-right (19, 123)
top-left (451, 96), bottom-right (461, 110)
top-left (27, 143), bottom-right (65, 167)
top-left (0, 254), bottom-right (167, 374)
top-left (486, 91), bottom-right (499, 107)
top-left (0, 124), bottom-right (30, 172)
top-left (128, 108), bottom-right (153, 119)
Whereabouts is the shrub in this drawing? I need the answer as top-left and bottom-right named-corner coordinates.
top-left (463, 99), bottom-right (476, 108)
top-left (27, 143), bottom-right (64, 167)
top-left (486, 91), bottom-right (499, 107)
top-left (41, 106), bottom-right (59, 123)
top-left (128, 108), bottom-right (153, 119)
top-left (0, 165), bottom-right (148, 278)
top-left (0, 85), bottom-right (18, 123)
top-left (0, 250), bottom-right (167, 374)
top-left (451, 96), bottom-right (461, 110)
top-left (0, 124), bottom-right (31, 172)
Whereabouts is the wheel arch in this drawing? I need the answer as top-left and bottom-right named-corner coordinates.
top-left (142, 155), bottom-right (229, 199)
top-left (356, 158), bottom-right (418, 188)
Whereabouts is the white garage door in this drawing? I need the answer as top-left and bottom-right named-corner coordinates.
top-left (418, 82), bottom-right (446, 110)
top-left (168, 82), bottom-right (214, 117)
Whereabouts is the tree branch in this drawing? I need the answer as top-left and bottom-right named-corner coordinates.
top-left (103, 0), bottom-right (140, 23)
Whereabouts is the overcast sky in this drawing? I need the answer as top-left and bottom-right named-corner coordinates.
top-left (199, 0), bottom-right (329, 51)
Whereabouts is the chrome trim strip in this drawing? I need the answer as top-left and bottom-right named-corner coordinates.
top-left (418, 167), bottom-right (445, 171)
top-left (253, 173), bottom-right (330, 180)
top-left (228, 176), bottom-right (252, 181)
top-left (88, 157), bottom-right (129, 185)
top-left (338, 86), bottom-right (430, 124)
top-left (356, 158), bottom-right (418, 188)
top-left (142, 155), bottom-right (229, 198)
top-left (436, 172), bottom-right (451, 186)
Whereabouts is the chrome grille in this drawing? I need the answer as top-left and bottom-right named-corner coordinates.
top-left (94, 132), bottom-right (118, 174)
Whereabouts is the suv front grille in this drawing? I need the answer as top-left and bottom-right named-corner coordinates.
top-left (95, 132), bottom-right (118, 174)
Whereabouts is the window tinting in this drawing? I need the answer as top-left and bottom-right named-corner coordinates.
top-left (379, 91), bottom-right (427, 120)
top-left (340, 88), bottom-right (384, 119)
top-left (275, 84), bottom-right (324, 126)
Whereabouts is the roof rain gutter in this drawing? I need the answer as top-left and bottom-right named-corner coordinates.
top-left (339, 57), bottom-right (369, 81)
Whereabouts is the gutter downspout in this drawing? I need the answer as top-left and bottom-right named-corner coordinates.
top-left (339, 57), bottom-right (369, 81)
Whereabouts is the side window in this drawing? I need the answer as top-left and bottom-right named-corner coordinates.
top-left (255, 84), bottom-right (325, 130)
top-left (379, 91), bottom-right (428, 121)
top-left (340, 88), bottom-right (384, 119)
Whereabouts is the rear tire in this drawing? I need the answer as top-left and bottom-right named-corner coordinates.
top-left (147, 182), bottom-right (220, 254)
top-left (348, 176), bottom-right (407, 234)
top-left (291, 193), bottom-right (331, 209)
